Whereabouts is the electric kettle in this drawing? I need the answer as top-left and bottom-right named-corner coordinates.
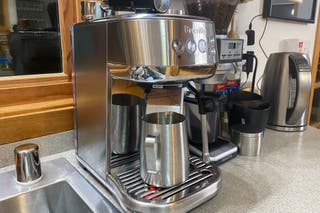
top-left (261, 52), bottom-right (311, 132)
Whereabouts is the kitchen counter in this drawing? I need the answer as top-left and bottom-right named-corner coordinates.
top-left (192, 127), bottom-right (320, 213)
top-left (0, 127), bottom-right (319, 212)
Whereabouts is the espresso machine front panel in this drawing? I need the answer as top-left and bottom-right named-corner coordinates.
top-left (106, 14), bottom-right (218, 83)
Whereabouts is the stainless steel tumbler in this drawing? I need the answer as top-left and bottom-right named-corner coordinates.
top-left (14, 143), bottom-right (42, 184)
top-left (231, 126), bottom-right (264, 157)
top-left (140, 111), bottom-right (190, 188)
top-left (111, 94), bottom-right (145, 154)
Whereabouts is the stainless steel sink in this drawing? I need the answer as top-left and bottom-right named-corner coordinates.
top-left (0, 181), bottom-right (93, 213)
top-left (0, 158), bottom-right (119, 213)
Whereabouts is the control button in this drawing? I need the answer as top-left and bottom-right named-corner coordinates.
top-left (186, 39), bottom-right (196, 54)
top-left (198, 39), bottom-right (207, 53)
top-left (154, 0), bottom-right (171, 13)
top-left (172, 39), bottom-right (185, 56)
top-left (209, 38), bottom-right (216, 49)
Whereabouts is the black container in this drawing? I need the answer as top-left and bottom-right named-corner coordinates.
top-left (227, 91), bottom-right (271, 133)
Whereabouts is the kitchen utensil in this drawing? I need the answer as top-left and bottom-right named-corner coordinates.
top-left (231, 124), bottom-right (263, 156)
top-left (111, 94), bottom-right (145, 154)
top-left (14, 143), bottom-right (42, 184)
top-left (261, 52), bottom-right (311, 132)
top-left (140, 111), bottom-right (189, 187)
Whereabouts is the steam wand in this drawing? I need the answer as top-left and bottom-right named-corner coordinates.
top-left (186, 82), bottom-right (215, 164)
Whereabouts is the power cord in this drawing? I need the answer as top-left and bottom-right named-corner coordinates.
top-left (240, 73), bottom-right (248, 88)
top-left (249, 14), bottom-right (262, 29)
top-left (251, 54), bottom-right (258, 93)
top-left (259, 18), bottom-right (269, 60)
top-left (246, 14), bottom-right (269, 92)
top-left (246, 14), bottom-right (262, 45)
top-left (255, 18), bottom-right (269, 91)
top-left (242, 53), bottom-right (258, 93)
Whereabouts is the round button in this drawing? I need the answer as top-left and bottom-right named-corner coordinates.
top-left (198, 39), bottom-right (207, 53)
top-left (186, 39), bottom-right (197, 54)
top-left (172, 39), bottom-right (185, 56)
top-left (154, 0), bottom-right (171, 13)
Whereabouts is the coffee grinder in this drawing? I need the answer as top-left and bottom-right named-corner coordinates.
top-left (184, 0), bottom-right (242, 164)
top-left (72, 1), bottom-right (222, 212)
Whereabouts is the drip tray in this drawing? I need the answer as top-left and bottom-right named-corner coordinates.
top-left (110, 155), bottom-right (221, 207)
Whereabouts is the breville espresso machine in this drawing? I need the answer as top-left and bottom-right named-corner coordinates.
top-left (72, 1), bottom-right (221, 212)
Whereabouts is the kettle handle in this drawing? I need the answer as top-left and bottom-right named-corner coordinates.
top-left (286, 55), bottom-right (311, 125)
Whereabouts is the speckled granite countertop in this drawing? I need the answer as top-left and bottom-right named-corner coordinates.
top-left (192, 127), bottom-right (320, 213)
top-left (1, 127), bottom-right (319, 212)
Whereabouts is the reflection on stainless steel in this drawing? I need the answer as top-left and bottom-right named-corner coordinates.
top-left (72, 21), bottom-right (110, 179)
top-left (140, 112), bottom-right (189, 187)
top-left (201, 114), bottom-right (211, 164)
top-left (154, 0), bottom-right (171, 13)
top-left (261, 52), bottom-right (311, 132)
top-left (112, 94), bottom-right (145, 154)
top-left (113, 156), bottom-right (221, 204)
top-left (2, 182), bottom-right (93, 213)
top-left (113, 65), bottom-right (215, 83)
top-left (81, 1), bottom-right (97, 21)
top-left (106, 14), bottom-right (218, 83)
top-left (14, 143), bottom-right (42, 184)
top-left (0, 158), bottom-right (119, 213)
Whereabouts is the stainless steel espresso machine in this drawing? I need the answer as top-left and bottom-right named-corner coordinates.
top-left (71, 1), bottom-right (221, 212)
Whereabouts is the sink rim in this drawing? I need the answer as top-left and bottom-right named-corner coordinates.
top-left (0, 157), bottom-right (119, 212)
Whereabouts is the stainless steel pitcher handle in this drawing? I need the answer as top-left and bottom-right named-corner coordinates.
top-left (145, 135), bottom-right (158, 173)
top-left (286, 55), bottom-right (311, 125)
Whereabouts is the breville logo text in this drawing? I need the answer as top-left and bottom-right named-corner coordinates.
top-left (184, 26), bottom-right (206, 34)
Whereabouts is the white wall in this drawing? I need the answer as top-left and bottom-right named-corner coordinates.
top-left (234, 0), bottom-right (319, 85)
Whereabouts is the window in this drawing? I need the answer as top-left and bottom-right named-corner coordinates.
top-left (0, 0), bottom-right (80, 145)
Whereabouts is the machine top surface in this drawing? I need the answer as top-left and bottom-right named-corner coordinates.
top-left (93, 13), bottom-right (213, 23)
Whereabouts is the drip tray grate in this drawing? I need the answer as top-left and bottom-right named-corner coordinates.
top-left (114, 156), bottom-right (220, 204)
top-left (110, 152), bottom-right (139, 168)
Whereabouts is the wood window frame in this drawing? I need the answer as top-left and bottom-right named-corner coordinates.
top-left (308, 12), bottom-right (320, 126)
top-left (0, 0), bottom-right (81, 145)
